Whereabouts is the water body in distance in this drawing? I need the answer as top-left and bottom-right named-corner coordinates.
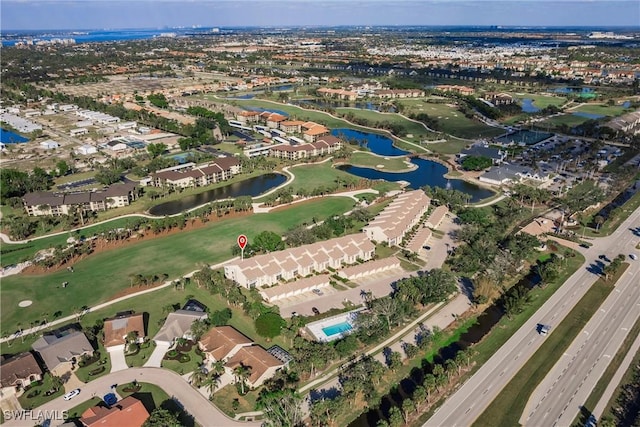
top-left (148, 173), bottom-right (286, 216)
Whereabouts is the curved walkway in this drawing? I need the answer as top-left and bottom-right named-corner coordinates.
top-left (3, 367), bottom-right (260, 427)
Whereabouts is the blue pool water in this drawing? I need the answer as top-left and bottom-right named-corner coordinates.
top-left (322, 321), bottom-right (353, 337)
top-left (0, 128), bottom-right (29, 144)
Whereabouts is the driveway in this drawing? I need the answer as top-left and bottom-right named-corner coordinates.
top-left (3, 367), bottom-right (261, 427)
top-left (107, 346), bottom-right (128, 372)
top-left (144, 342), bottom-right (170, 368)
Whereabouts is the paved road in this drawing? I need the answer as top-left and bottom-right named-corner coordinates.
top-left (523, 252), bottom-right (640, 426)
top-left (592, 331), bottom-right (640, 420)
top-left (424, 206), bottom-right (640, 427)
top-left (3, 368), bottom-right (261, 427)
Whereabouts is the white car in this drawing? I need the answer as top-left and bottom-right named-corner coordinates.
top-left (63, 388), bottom-right (81, 401)
top-left (630, 254), bottom-right (638, 260)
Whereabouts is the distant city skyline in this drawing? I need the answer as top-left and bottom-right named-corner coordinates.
top-left (2, 0), bottom-right (639, 31)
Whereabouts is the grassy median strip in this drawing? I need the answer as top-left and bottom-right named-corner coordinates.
top-left (571, 312), bottom-right (640, 426)
top-left (473, 265), bottom-right (628, 427)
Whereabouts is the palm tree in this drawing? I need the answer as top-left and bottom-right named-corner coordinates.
top-left (210, 360), bottom-right (225, 377)
top-left (205, 373), bottom-right (221, 398)
top-left (233, 364), bottom-right (251, 395)
top-left (190, 369), bottom-right (208, 388)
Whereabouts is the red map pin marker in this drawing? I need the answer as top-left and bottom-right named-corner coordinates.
top-left (237, 234), bottom-right (247, 250)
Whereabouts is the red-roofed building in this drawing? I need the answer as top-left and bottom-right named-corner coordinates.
top-left (80, 396), bottom-right (149, 427)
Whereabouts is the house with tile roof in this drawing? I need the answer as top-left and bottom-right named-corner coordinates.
top-left (103, 312), bottom-right (145, 349)
top-left (224, 345), bottom-right (285, 389)
top-left (32, 326), bottom-right (94, 372)
top-left (198, 326), bottom-right (253, 363)
top-left (0, 352), bottom-right (43, 396)
top-left (80, 396), bottom-right (149, 427)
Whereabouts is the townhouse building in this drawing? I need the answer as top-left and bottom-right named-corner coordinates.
top-left (23, 182), bottom-right (138, 217)
top-left (224, 234), bottom-right (375, 288)
top-left (149, 157), bottom-right (241, 189)
top-left (362, 190), bottom-right (431, 246)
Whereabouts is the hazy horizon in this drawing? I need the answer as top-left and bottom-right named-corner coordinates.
top-left (2, 0), bottom-right (639, 31)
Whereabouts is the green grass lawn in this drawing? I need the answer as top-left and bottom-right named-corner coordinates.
top-left (572, 103), bottom-right (627, 117)
top-left (0, 197), bottom-right (354, 333)
top-left (17, 373), bottom-right (64, 410)
top-left (75, 345), bottom-right (111, 383)
top-left (542, 114), bottom-right (590, 128)
top-left (396, 100), bottom-right (504, 139)
top-left (474, 265), bottom-right (623, 427)
top-left (281, 161), bottom-right (361, 196)
top-left (211, 383), bottom-right (259, 418)
top-left (161, 343), bottom-right (204, 375)
top-left (348, 152), bottom-right (413, 171)
top-left (512, 93), bottom-right (567, 109)
top-left (125, 340), bottom-right (156, 367)
top-left (582, 189), bottom-right (640, 238)
top-left (335, 108), bottom-right (434, 142)
top-left (425, 138), bottom-right (471, 155)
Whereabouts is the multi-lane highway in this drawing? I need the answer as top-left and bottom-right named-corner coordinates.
top-left (522, 252), bottom-right (640, 426)
top-left (425, 206), bottom-right (640, 427)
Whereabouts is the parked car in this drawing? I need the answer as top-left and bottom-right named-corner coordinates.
top-left (312, 307), bottom-right (320, 316)
top-left (63, 388), bottom-right (81, 401)
top-left (630, 254), bottom-right (638, 260)
top-left (312, 288), bottom-right (324, 295)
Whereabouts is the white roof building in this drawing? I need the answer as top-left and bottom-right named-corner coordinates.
top-left (224, 234), bottom-right (375, 288)
top-left (363, 190), bottom-right (430, 246)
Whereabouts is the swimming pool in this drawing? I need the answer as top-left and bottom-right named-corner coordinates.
top-left (322, 321), bottom-right (353, 337)
top-left (305, 309), bottom-right (362, 342)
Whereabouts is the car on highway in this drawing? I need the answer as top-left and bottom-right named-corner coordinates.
top-left (630, 254), bottom-right (638, 260)
top-left (537, 324), bottom-right (551, 336)
top-left (63, 388), bottom-right (81, 401)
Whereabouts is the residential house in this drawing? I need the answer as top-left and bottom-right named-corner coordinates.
top-left (224, 234), bottom-right (375, 288)
top-left (152, 300), bottom-right (208, 346)
top-left (458, 144), bottom-right (506, 165)
top-left (269, 136), bottom-right (342, 160)
top-left (32, 326), bottom-right (94, 373)
top-left (0, 353), bottom-right (43, 396)
top-left (103, 312), bottom-right (146, 350)
top-left (80, 396), bottom-right (149, 427)
top-left (198, 326), bottom-right (253, 364)
top-left (224, 345), bottom-right (285, 389)
top-left (363, 190), bottom-right (430, 246)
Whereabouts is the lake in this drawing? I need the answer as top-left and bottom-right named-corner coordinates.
top-left (148, 173), bottom-right (287, 216)
top-left (331, 128), bottom-right (494, 202)
top-left (0, 128), bottom-right (29, 144)
top-left (292, 99), bottom-right (396, 113)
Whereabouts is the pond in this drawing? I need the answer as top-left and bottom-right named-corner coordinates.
top-left (331, 128), bottom-right (408, 157)
top-left (148, 173), bottom-right (287, 216)
top-left (331, 128), bottom-right (494, 202)
top-left (338, 159), bottom-right (493, 203)
top-left (520, 99), bottom-right (540, 113)
top-left (0, 128), bottom-right (29, 144)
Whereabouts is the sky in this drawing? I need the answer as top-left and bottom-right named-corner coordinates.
top-left (1, 0), bottom-right (639, 31)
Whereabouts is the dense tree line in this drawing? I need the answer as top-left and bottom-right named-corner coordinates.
top-left (0, 168), bottom-right (53, 203)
